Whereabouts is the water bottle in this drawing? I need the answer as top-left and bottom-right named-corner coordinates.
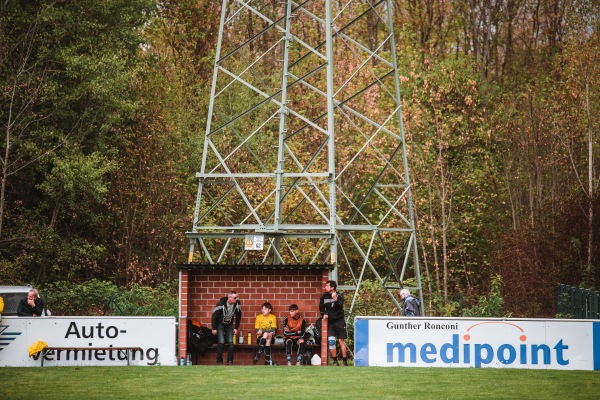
top-left (248, 331), bottom-right (252, 344)
top-left (180, 357), bottom-right (184, 366)
top-left (186, 353), bottom-right (192, 366)
top-left (239, 330), bottom-right (244, 344)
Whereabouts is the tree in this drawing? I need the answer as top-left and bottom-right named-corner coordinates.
top-left (560, 0), bottom-right (599, 288)
top-left (0, 0), bottom-right (155, 283)
top-left (0, 2), bottom-right (54, 241)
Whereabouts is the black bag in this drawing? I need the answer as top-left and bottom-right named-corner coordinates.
top-left (313, 317), bottom-right (322, 344)
top-left (188, 321), bottom-right (216, 356)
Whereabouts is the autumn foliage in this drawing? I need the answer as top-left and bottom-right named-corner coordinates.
top-left (1, 1), bottom-right (598, 317)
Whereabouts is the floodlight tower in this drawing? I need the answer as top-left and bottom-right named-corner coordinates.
top-left (186, 0), bottom-right (422, 314)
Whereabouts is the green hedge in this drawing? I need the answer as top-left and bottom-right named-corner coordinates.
top-left (42, 279), bottom-right (178, 317)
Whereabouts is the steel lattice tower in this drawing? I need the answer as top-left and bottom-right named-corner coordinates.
top-left (186, 0), bottom-right (422, 314)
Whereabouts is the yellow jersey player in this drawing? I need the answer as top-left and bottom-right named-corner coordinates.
top-left (253, 302), bottom-right (277, 365)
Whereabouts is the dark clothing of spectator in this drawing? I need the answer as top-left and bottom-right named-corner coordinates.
top-left (211, 296), bottom-right (241, 364)
top-left (402, 295), bottom-right (421, 317)
top-left (319, 291), bottom-right (345, 321)
top-left (211, 296), bottom-right (242, 330)
top-left (17, 297), bottom-right (44, 317)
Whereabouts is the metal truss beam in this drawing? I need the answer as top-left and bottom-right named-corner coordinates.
top-left (186, 0), bottom-right (422, 316)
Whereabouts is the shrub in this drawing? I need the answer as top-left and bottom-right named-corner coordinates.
top-left (462, 274), bottom-right (510, 318)
top-left (42, 280), bottom-right (177, 317)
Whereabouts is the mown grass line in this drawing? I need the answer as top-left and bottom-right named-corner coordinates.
top-left (1, 366), bottom-right (599, 399)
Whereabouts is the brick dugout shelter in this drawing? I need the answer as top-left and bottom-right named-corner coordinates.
top-left (177, 264), bottom-right (333, 366)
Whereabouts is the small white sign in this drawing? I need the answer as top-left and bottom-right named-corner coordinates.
top-left (245, 234), bottom-right (264, 251)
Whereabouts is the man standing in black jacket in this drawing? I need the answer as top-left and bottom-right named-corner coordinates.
top-left (211, 290), bottom-right (242, 365)
top-left (319, 280), bottom-right (348, 366)
top-left (17, 288), bottom-right (45, 317)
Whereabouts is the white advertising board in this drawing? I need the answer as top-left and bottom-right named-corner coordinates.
top-left (0, 316), bottom-right (176, 367)
top-left (354, 317), bottom-right (600, 370)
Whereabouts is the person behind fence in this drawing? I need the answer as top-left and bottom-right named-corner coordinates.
top-left (283, 303), bottom-right (306, 366)
top-left (211, 290), bottom-right (242, 365)
top-left (400, 288), bottom-right (421, 317)
top-left (253, 301), bottom-right (277, 365)
top-left (17, 288), bottom-right (45, 317)
top-left (319, 280), bottom-right (348, 366)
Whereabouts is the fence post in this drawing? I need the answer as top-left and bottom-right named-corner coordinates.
top-left (557, 284), bottom-right (565, 315)
top-left (575, 287), bottom-right (584, 318)
top-left (584, 288), bottom-right (590, 319)
top-left (591, 291), bottom-right (599, 320)
top-left (571, 285), bottom-right (577, 318)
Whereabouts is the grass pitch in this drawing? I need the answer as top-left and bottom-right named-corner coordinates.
top-left (1, 365), bottom-right (598, 399)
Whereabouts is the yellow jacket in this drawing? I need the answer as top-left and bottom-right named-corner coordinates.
top-left (255, 313), bottom-right (277, 333)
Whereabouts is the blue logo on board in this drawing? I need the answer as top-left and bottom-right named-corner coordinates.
top-left (0, 324), bottom-right (23, 351)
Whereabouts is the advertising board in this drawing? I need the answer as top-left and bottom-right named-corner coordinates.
top-left (354, 317), bottom-right (600, 370)
top-left (0, 316), bottom-right (176, 367)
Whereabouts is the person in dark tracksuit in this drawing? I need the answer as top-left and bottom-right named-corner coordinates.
top-left (211, 290), bottom-right (241, 365)
top-left (319, 280), bottom-right (348, 366)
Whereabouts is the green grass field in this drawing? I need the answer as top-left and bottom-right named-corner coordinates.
top-left (1, 366), bottom-right (599, 399)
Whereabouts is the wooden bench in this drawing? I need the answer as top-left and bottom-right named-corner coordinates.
top-left (40, 347), bottom-right (143, 366)
top-left (221, 341), bottom-right (315, 365)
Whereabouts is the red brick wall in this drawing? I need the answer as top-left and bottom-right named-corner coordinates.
top-left (179, 266), bottom-right (331, 366)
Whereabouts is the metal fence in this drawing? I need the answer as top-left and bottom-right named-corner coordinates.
top-left (557, 284), bottom-right (599, 319)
